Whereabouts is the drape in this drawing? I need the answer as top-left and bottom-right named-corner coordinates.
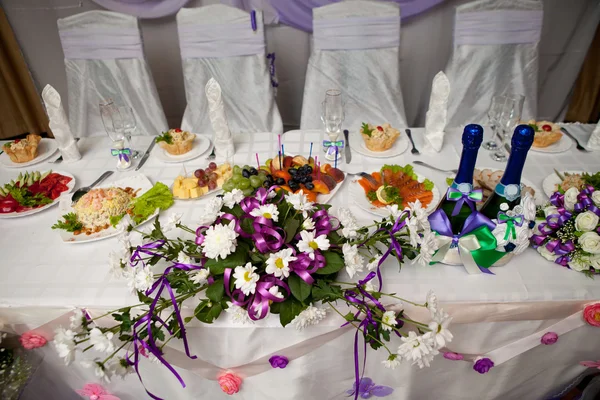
top-left (0, 6), bottom-right (50, 139)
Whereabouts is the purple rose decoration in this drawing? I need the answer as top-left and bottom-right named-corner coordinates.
top-left (269, 355), bottom-right (289, 369)
top-left (541, 332), bottom-right (558, 345)
top-left (443, 351), bottom-right (464, 361)
top-left (473, 357), bottom-right (494, 374)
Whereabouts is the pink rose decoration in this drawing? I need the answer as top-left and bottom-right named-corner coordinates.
top-left (443, 351), bottom-right (464, 361)
top-left (541, 332), bottom-right (559, 345)
top-left (218, 372), bottom-right (242, 395)
top-left (19, 331), bottom-right (47, 350)
top-left (76, 383), bottom-right (120, 400)
top-left (580, 360), bottom-right (600, 369)
top-left (583, 303), bottom-right (600, 327)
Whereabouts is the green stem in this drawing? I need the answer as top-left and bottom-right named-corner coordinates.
top-left (399, 317), bottom-right (431, 330)
top-left (102, 341), bottom-right (128, 364)
top-left (380, 293), bottom-right (425, 307)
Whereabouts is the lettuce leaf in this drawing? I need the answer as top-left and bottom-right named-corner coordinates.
top-left (380, 164), bottom-right (418, 181)
top-left (130, 182), bottom-right (174, 224)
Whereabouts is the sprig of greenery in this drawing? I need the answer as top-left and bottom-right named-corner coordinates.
top-left (361, 122), bottom-right (373, 137)
top-left (155, 132), bottom-right (173, 145)
top-left (51, 212), bottom-right (83, 232)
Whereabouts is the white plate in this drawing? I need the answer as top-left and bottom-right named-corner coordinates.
top-left (153, 134), bottom-right (211, 163)
top-left (542, 170), bottom-right (585, 199)
top-left (56, 174), bottom-right (157, 244)
top-left (0, 139), bottom-right (58, 168)
top-left (316, 174), bottom-right (345, 204)
top-left (0, 171), bottom-right (75, 219)
top-left (349, 171), bottom-right (440, 217)
top-left (476, 166), bottom-right (544, 205)
top-left (348, 129), bottom-right (409, 158)
top-left (530, 135), bottom-right (573, 154)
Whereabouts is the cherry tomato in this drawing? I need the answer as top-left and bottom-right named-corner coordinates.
top-left (542, 124), bottom-right (552, 132)
top-left (175, 128), bottom-right (182, 132)
top-left (377, 126), bottom-right (384, 131)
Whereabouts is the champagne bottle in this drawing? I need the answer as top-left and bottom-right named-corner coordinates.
top-left (438, 124), bottom-right (483, 234)
top-left (480, 124), bottom-right (535, 220)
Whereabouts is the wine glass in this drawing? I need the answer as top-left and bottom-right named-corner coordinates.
top-left (490, 94), bottom-right (524, 162)
top-left (118, 106), bottom-right (140, 159)
top-left (483, 95), bottom-right (506, 151)
top-left (100, 100), bottom-right (130, 170)
top-left (320, 89), bottom-right (344, 161)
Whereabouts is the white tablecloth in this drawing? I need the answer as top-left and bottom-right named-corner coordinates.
top-left (2, 126), bottom-right (599, 400)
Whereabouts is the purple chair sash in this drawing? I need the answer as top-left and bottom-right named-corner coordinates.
top-left (59, 27), bottom-right (144, 60)
top-left (313, 15), bottom-right (400, 51)
top-left (454, 10), bottom-right (543, 46)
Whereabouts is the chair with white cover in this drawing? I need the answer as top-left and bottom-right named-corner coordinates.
top-left (176, 5), bottom-right (282, 135)
top-left (300, 1), bottom-right (407, 132)
top-left (57, 11), bottom-right (167, 137)
top-left (445, 0), bottom-right (543, 128)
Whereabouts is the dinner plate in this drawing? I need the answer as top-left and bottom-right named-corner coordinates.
top-left (348, 129), bottom-right (409, 158)
top-left (349, 171), bottom-right (440, 217)
top-left (542, 170), bottom-right (585, 198)
top-left (530, 135), bottom-right (573, 154)
top-left (475, 166), bottom-right (544, 205)
top-left (0, 139), bottom-right (59, 168)
top-left (171, 165), bottom-right (223, 201)
top-left (153, 134), bottom-right (211, 163)
top-left (56, 174), bottom-right (157, 244)
top-left (316, 174), bottom-right (345, 204)
top-left (0, 170), bottom-right (75, 219)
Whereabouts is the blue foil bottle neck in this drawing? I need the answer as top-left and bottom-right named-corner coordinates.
top-left (500, 124), bottom-right (535, 186)
top-left (454, 124), bottom-right (483, 186)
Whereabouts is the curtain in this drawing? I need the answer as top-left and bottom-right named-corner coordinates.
top-left (565, 21), bottom-right (600, 123)
top-left (0, 6), bottom-right (50, 139)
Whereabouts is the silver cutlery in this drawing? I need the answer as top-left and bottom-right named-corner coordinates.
top-left (342, 171), bottom-right (379, 187)
top-left (135, 139), bottom-right (156, 171)
top-left (206, 147), bottom-right (216, 161)
top-left (51, 138), bottom-right (80, 164)
top-left (343, 129), bottom-right (351, 163)
top-left (405, 129), bottom-right (419, 155)
top-left (71, 171), bottom-right (114, 205)
top-left (413, 160), bottom-right (458, 174)
top-left (561, 127), bottom-right (590, 152)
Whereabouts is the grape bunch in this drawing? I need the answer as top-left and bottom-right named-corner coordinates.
top-left (194, 162), bottom-right (219, 191)
top-left (287, 165), bottom-right (313, 192)
top-left (222, 165), bottom-right (274, 196)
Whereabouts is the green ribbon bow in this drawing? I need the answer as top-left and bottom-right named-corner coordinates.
top-left (111, 148), bottom-right (132, 156)
top-left (467, 225), bottom-right (506, 269)
top-left (322, 140), bottom-right (344, 147)
top-left (497, 213), bottom-right (525, 241)
top-left (446, 188), bottom-right (484, 202)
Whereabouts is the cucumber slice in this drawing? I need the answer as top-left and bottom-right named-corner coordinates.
top-left (40, 170), bottom-right (51, 180)
top-left (16, 172), bottom-right (23, 185)
top-left (34, 171), bottom-right (41, 182)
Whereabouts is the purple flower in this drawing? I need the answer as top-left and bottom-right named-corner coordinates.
top-left (269, 355), bottom-right (289, 369)
top-left (541, 332), bottom-right (558, 345)
top-left (443, 351), bottom-right (464, 361)
top-left (473, 357), bottom-right (494, 374)
top-left (346, 377), bottom-right (394, 398)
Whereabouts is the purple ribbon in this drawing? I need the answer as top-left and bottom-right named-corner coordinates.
top-left (289, 251), bottom-right (325, 284)
top-left (130, 240), bottom-right (166, 268)
top-left (574, 185), bottom-right (600, 216)
top-left (250, 10), bottom-right (257, 31)
top-left (266, 52), bottom-right (279, 89)
top-left (445, 187), bottom-right (483, 216)
top-left (531, 190), bottom-right (575, 254)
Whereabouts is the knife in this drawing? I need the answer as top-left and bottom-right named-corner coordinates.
top-left (135, 139), bottom-right (156, 171)
top-left (343, 129), bottom-right (351, 163)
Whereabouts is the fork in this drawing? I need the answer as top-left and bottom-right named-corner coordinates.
top-left (413, 160), bottom-right (458, 174)
top-left (341, 171), bottom-right (379, 187)
top-left (206, 147), bottom-right (216, 160)
top-left (405, 129), bottom-right (419, 155)
top-left (560, 127), bottom-right (590, 152)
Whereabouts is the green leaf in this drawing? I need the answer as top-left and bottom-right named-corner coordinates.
top-left (196, 303), bottom-right (223, 324)
top-left (240, 218), bottom-right (254, 235)
top-left (343, 312), bottom-right (356, 322)
top-left (137, 291), bottom-right (154, 305)
top-left (315, 251), bottom-right (344, 275)
top-left (284, 218), bottom-right (300, 243)
top-left (279, 297), bottom-right (305, 327)
top-left (269, 301), bottom-right (281, 314)
top-left (288, 274), bottom-right (311, 302)
top-left (381, 329), bottom-right (391, 342)
top-left (205, 247), bottom-right (247, 275)
top-left (110, 214), bottom-right (124, 228)
top-left (51, 212), bottom-right (83, 232)
top-left (206, 279), bottom-right (225, 303)
top-left (312, 280), bottom-right (343, 302)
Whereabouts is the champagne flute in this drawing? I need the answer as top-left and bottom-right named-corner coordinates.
top-left (320, 89), bottom-right (344, 161)
top-left (119, 106), bottom-right (140, 158)
top-left (483, 95), bottom-right (506, 151)
top-left (100, 100), bottom-right (130, 170)
top-left (490, 94), bottom-right (524, 162)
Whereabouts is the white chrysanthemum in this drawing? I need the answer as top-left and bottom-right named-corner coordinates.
top-left (382, 355), bottom-right (401, 369)
top-left (89, 328), bottom-right (115, 353)
top-left (366, 255), bottom-right (382, 271)
top-left (291, 303), bottom-right (328, 330)
top-left (127, 266), bottom-right (154, 294)
top-left (265, 248), bottom-right (296, 278)
top-left (223, 189), bottom-right (245, 208)
top-left (225, 302), bottom-right (252, 325)
top-left (106, 358), bottom-right (132, 379)
top-left (342, 243), bottom-right (364, 278)
top-left (426, 290), bottom-right (438, 317)
top-left (414, 231), bottom-right (438, 266)
top-left (250, 204), bottom-right (279, 222)
top-left (381, 311), bottom-right (397, 332)
top-left (233, 263), bottom-right (260, 295)
top-left (108, 250), bottom-right (127, 279)
top-left (364, 280), bottom-right (376, 293)
top-left (386, 204), bottom-right (403, 220)
top-left (164, 213), bottom-right (182, 232)
top-left (408, 199), bottom-right (430, 230)
top-left (81, 359), bottom-right (112, 383)
top-left (428, 311), bottom-right (453, 349)
top-left (53, 327), bottom-right (76, 365)
top-left (302, 217), bottom-right (315, 231)
top-left (177, 251), bottom-right (192, 265)
top-left (201, 220), bottom-right (238, 260)
top-left (285, 191), bottom-right (315, 218)
top-left (198, 197), bottom-right (224, 226)
top-left (69, 308), bottom-right (85, 331)
top-left (268, 286), bottom-right (284, 299)
top-left (397, 331), bottom-right (438, 369)
top-left (338, 208), bottom-right (360, 239)
top-left (190, 269), bottom-right (210, 285)
top-left (297, 230), bottom-right (330, 259)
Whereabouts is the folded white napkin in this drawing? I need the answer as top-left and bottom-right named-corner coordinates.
top-left (205, 78), bottom-right (234, 159)
top-left (587, 120), bottom-right (600, 150)
top-left (42, 84), bottom-right (81, 162)
top-left (424, 71), bottom-right (450, 153)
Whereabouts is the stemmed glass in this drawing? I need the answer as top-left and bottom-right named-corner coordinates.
top-left (483, 95), bottom-right (506, 151)
top-left (119, 106), bottom-right (140, 159)
top-left (100, 100), bottom-right (130, 170)
top-left (490, 94), bottom-right (525, 162)
top-left (320, 89), bottom-right (344, 161)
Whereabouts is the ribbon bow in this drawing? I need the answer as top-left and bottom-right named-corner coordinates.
top-left (322, 140), bottom-right (344, 148)
top-left (446, 187), bottom-right (483, 216)
top-left (429, 210), bottom-right (505, 274)
top-left (111, 148), bottom-right (132, 162)
top-left (574, 185), bottom-right (600, 216)
top-left (497, 212), bottom-right (524, 240)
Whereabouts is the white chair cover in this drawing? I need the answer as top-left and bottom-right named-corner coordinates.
top-left (57, 11), bottom-right (167, 138)
top-left (445, 0), bottom-right (543, 128)
top-left (177, 5), bottom-right (283, 135)
top-left (300, 1), bottom-right (407, 132)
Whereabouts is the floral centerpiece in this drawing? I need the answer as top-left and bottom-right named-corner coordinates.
top-left (53, 188), bottom-right (454, 399)
top-left (532, 185), bottom-right (600, 277)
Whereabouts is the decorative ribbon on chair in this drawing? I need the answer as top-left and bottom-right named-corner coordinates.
top-left (496, 212), bottom-right (524, 241)
top-left (59, 28), bottom-right (144, 59)
top-left (111, 148), bottom-right (132, 163)
top-left (178, 20), bottom-right (265, 58)
top-left (445, 187), bottom-right (483, 216)
top-left (313, 16), bottom-right (400, 51)
top-left (266, 52), bottom-right (279, 91)
top-left (454, 10), bottom-right (543, 46)
top-left (429, 210), bottom-right (505, 274)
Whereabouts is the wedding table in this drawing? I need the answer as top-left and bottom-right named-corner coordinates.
top-left (2, 126), bottom-right (599, 400)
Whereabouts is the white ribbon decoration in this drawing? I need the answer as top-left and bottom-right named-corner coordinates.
top-left (432, 234), bottom-right (483, 275)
